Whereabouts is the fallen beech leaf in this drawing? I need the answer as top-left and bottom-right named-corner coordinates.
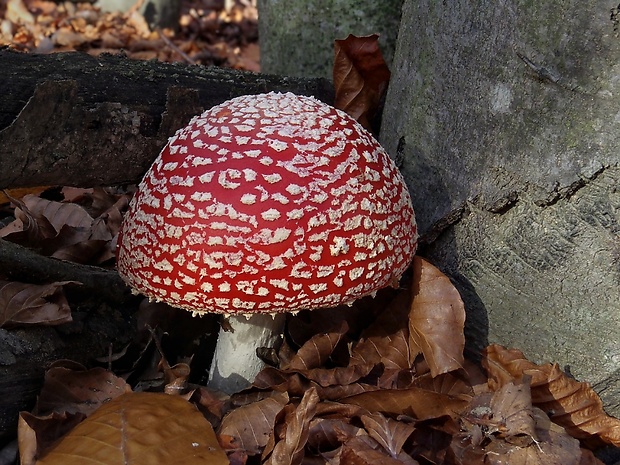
top-left (342, 387), bottom-right (470, 420)
top-left (412, 371), bottom-right (474, 397)
top-left (189, 387), bottom-right (230, 427)
top-left (161, 362), bottom-right (190, 395)
top-left (218, 434), bottom-right (248, 465)
top-left (51, 238), bottom-right (109, 264)
top-left (484, 406), bottom-right (582, 465)
top-left (0, 195), bottom-right (57, 245)
top-left (219, 391), bottom-right (289, 455)
top-left (483, 344), bottom-right (620, 446)
top-left (579, 448), bottom-right (606, 465)
top-left (351, 290), bottom-right (412, 370)
top-left (265, 387), bottom-right (319, 465)
top-left (361, 412), bottom-right (415, 457)
top-left (0, 187), bottom-right (49, 204)
top-left (337, 435), bottom-right (419, 465)
top-left (35, 365), bottom-right (131, 417)
top-left (0, 280), bottom-right (75, 327)
top-left (288, 362), bottom-right (376, 389)
top-left (35, 392), bottom-right (228, 465)
top-left (409, 257), bottom-right (465, 377)
top-left (284, 321), bottom-right (349, 371)
top-left (307, 417), bottom-right (361, 451)
top-left (18, 411), bottom-right (86, 465)
top-left (489, 377), bottom-right (537, 446)
top-left (21, 194), bottom-right (94, 231)
top-left (333, 34), bottom-right (391, 130)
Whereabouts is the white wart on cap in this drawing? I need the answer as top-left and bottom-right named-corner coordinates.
top-left (117, 92), bottom-right (417, 315)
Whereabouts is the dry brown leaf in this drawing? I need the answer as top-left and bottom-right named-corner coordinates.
top-left (579, 448), bottom-right (607, 465)
top-left (484, 407), bottom-right (583, 465)
top-left (219, 391), bottom-right (289, 455)
top-left (489, 377), bottom-right (537, 446)
top-left (409, 256), bottom-right (465, 377)
top-left (35, 365), bottom-right (132, 417)
top-left (0, 280), bottom-right (75, 327)
top-left (284, 321), bottom-right (349, 371)
top-left (361, 412), bottom-right (415, 458)
top-left (335, 435), bottom-right (419, 465)
top-left (342, 387), bottom-right (470, 421)
top-left (265, 387), bottom-right (319, 465)
top-left (0, 187), bottom-right (49, 204)
top-left (483, 344), bottom-right (620, 446)
top-left (351, 290), bottom-right (412, 370)
top-left (412, 371), bottom-right (474, 397)
top-left (0, 196), bottom-right (57, 245)
top-left (333, 34), bottom-right (391, 130)
top-left (51, 238), bottom-right (110, 264)
top-left (21, 194), bottom-right (94, 231)
top-left (33, 392), bottom-right (228, 465)
top-left (18, 411), bottom-right (86, 465)
top-left (307, 417), bottom-right (361, 451)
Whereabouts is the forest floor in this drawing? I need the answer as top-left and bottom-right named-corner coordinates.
top-left (1, 3), bottom-right (620, 465)
top-left (0, 0), bottom-right (259, 71)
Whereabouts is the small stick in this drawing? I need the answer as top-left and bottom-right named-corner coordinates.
top-left (157, 28), bottom-right (195, 65)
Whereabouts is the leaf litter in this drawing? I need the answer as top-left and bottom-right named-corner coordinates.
top-left (1, 182), bottom-right (618, 464)
top-left (10, 256), bottom-right (619, 464)
top-left (0, 0), bottom-right (259, 70)
top-left (0, 9), bottom-right (618, 463)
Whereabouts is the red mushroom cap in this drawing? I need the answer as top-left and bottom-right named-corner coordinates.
top-left (117, 92), bottom-right (417, 315)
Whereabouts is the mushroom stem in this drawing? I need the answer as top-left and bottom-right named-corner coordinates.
top-left (207, 313), bottom-right (286, 394)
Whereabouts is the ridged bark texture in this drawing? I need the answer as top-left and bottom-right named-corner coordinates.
top-left (381, 0), bottom-right (620, 416)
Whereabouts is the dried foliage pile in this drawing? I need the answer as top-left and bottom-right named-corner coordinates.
top-left (5, 246), bottom-right (619, 465)
top-left (0, 189), bottom-right (618, 464)
top-left (0, 0), bottom-right (259, 70)
top-left (0, 6), bottom-right (619, 464)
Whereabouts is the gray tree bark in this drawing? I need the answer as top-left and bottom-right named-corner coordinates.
top-left (257, 0), bottom-right (403, 79)
top-left (381, 0), bottom-right (620, 417)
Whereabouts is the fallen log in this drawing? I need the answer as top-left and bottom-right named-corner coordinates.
top-left (0, 48), bottom-right (334, 189)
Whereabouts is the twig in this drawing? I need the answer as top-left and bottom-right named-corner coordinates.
top-left (516, 51), bottom-right (560, 84)
top-left (157, 28), bottom-right (195, 65)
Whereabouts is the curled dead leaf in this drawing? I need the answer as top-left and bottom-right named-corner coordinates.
top-left (483, 344), bottom-right (620, 446)
top-left (361, 412), bottom-right (415, 458)
top-left (0, 280), bottom-right (76, 327)
top-left (264, 388), bottom-right (319, 465)
top-left (333, 34), bottom-right (391, 131)
top-left (219, 391), bottom-right (289, 455)
top-left (18, 411), bottom-right (86, 465)
top-left (409, 257), bottom-right (465, 377)
top-left (351, 289), bottom-right (412, 370)
top-left (342, 387), bottom-right (470, 421)
top-left (283, 321), bottom-right (349, 371)
top-left (35, 365), bottom-right (132, 417)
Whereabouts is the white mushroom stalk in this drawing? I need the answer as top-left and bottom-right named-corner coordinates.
top-left (116, 92), bottom-right (418, 394)
top-left (208, 313), bottom-right (285, 394)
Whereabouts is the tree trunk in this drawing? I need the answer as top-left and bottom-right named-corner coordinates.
top-left (257, 0), bottom-right (403, 79)
top-left (0, 49), bottom-right (333, 189)
top-left (95, 0), bottom-right (183, 30)
top-left (380, 0), bottom-right (620, 417)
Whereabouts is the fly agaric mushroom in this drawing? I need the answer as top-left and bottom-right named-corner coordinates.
top-left (117, 92), bottom-right (417, 394)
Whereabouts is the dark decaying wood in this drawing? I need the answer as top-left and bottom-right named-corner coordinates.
top-left (0, 48), bottom-right (334, 189)
top-left (0, 49), bottom-right (334, 443)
